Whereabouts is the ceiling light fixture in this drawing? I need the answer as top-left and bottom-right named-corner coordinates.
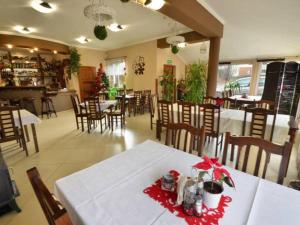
top-left (108, 23), bottom-right (126, 32)
top-left (53, 50), bottom-right (58, 54)
top-left (6, 44), bottom-right (13, 49)
top-left (14, 25), bottom-right (34, 34)
top-left (30, 49), bottom-right (34, 53)
top-left (177, 42), bottom-right (187, 48)
top-left (76, 36), bottom-right (91, 44)
top-left (31, 0), bottom-right (56, 13)
top-left (144, 0), bottom-right (165, 10)
top-left (34, 47), bottom-right (38, 51)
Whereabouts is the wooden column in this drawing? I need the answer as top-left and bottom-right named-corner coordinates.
top-left (207, 37), bottom-right (221, 97)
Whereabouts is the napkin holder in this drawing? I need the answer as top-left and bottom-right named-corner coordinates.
top-left (176, 175), bottom-right (188, 205)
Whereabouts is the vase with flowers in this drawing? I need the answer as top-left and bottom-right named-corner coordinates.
top-left (193, 156), bottom-right (235, 209)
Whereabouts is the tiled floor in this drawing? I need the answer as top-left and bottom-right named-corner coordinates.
top-left (0, 110), bottom-right (298, 225)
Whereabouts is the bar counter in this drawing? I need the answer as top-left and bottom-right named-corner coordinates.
top-left (0, 86), bottom-right (76, 115)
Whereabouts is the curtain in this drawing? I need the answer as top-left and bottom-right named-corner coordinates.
top-left (106, 58), bottom-right (126, 87)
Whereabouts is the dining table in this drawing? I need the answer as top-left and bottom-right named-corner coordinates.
top-left (172, 106), bottom-right (296, 145)
top-left (14, 109), bottom-right (41, 153)
top-left (54, 140), bottom-right (300, 225)
top-left (229, 95), bottom-right (262, 102)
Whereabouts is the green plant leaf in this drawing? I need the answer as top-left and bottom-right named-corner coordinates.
top-left (223, 176), bottom-right (234, 187)
top-left (94, 25), bottom-right (108, 40)
top-left (198, 171), bottom-right (207, 179)
top-left (70, 47), bottom-right (81, 74)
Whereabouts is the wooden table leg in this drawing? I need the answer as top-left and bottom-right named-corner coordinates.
top-left (24, 125), bottom-right (30, 142)
top-left (31, 124), bottom-right (39, 153)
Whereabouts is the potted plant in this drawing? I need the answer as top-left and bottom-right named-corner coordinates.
top-left (184, 62), bottom-right (207, 104)
top-left (159, 73), bottom-right (175, 102)
top-left (69, 47), bottom-right (81, 77)
top-left (193, 156), bottom-right (235, 208)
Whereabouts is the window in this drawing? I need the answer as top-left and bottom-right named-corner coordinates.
top-left (256, 62), bottom-right (267, 96)
top-left (106, 58), bottom-right (126, 88)
top-left (217, 64), bottom-right (253, 96)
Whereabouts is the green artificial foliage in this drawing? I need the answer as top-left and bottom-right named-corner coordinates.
top-left (94, 25), bottom-right (108, 40)
top-left (108, 87), bottom-right (118, 100)
top-left (225, 80), bottom-right (240, 94)
top-left (184, 62), bottom-right (207, 104)
top-left (171, 45), bottom-right (179, 54)
top-left (102, 72), bottom-right (110, 88)
top-left (160, 73), bottom-right (175, 102)
top-left (69, 47), bottom-right (81, 74)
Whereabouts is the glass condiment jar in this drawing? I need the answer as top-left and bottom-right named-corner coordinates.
top-left (183, 178), bottom-right (197, 216)
top-left (161, 174), bottom-right (175, 192)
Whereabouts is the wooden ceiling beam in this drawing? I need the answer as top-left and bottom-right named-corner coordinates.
top-left (159, 0), bottom-right (223, 38)
top-left (0, 34), bottom-right (70, 54)
top-left (157, 31), bottom-right (208, 48)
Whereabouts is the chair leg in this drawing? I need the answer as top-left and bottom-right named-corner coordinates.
top-left (75, 116), bottom-right (79, 130)
top-left (215, 136), bottom-right (219, 157)
top-left (8, 199), bottom-right (21, 213)
top-left (21, 136), bottom-right (28, 156)
top-left (80, 116), bottom-right (84, 131)
top-left (100, 118), bottom-right (103, 133)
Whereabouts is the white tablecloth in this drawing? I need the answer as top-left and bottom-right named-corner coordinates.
top-left (54, 140), bottom-right (300, 225)
top-left (229, 95), bottom-right (262, 102)
top-left (13, 109), bottom-right (41, 127)
top-left (80, 100), bottom-right (118, 111)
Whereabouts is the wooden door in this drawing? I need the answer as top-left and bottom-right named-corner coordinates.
top-left (78, 66), bottom-right (96, 100)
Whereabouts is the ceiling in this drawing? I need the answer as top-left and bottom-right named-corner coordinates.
top-left (0, 0), bottom-right (189, 51)
top-left (179, 0), bottom-right (300, 63)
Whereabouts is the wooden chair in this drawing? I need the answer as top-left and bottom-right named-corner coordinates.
top-left (222, 132), bottom-right (292, 185)
top-left (133, 91), bottom-right (144, 115)
top-left (70, 94), bottom-right (88, 132)
top-left (27, 167), bottom-right (73, 225)
top-left (198, 104), bottom-right (223, 157)
top-left (203, 96), bottom-right (217, 104)
top-left (0, 106), bottom-right (28, 156)
top-left (149, 94), bottom-right (156, 130)
top-left (126, 89), bottom-right (134, 95)
top-left (84, 97), bottom-right (107, 133)
top-left (117, 89), bottom-right (125, 96)
top-left (107, 95), bottom-right (126, 131)
top-left (176, 101), bottom-right (197, 126)
top-left (0, 99), bottom-right (10, 107)
top-left (165, 123), bottom-right (206, 156)
top-left (156, 100), bottom-right (174, 140)
top-left (222, 97), bottom-right (237, 109)
top-left (253, 100), bottom-right (275, 110)
top-left (242, 107), bottom-right (276, 141)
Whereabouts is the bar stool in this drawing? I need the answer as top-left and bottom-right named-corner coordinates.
top-left (23, 97), bottom-right (38, 116)
top-left (41, 93), bottom-right (57, 118)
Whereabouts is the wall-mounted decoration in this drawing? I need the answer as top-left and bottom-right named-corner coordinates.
top-left (133, 56), bottom-right (145, 75)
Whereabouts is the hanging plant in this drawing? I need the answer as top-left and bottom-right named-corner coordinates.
top-left (94, 25), bottom-right (108, 40)
top-left (69, 47), bottom-right (81, 75)
top-left (171, 45), bottom-right (179, 54)
top-left (120, 0), bottom-right (130, 2)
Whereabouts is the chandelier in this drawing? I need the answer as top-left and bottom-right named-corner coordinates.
top-left (84, 0), bottom-right (116, 26)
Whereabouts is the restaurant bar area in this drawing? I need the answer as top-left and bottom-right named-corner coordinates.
top-left (1, 0), bottom-right (300, 225)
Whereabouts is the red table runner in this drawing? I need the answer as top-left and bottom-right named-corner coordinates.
top-left (143, 170), bottom-right (232, 225)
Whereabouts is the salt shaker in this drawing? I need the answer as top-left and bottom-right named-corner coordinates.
top-left (161, 174), bottom-right (175, 192)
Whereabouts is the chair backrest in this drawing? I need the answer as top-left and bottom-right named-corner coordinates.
top-left (222, 97), bottom-right (237, 109)
top-left (222, 132), bottom-right (292, 185)
top-left (165, 123), bottom-right (205, 156)
top-left (0, 106), bottom-right (24, 143)
top-left (143, 90), bottom-right (151, 95)
top-left (126, 89), bottom-right (133, 95)
top-left (203, 96), bottom-right (218, 104)
top-left (117, 89), bottom-right (125, 96)
top-left (255, 100), bottom-right (275, 110)
top-left (84, 97), bottom-right (102, 119)
top-left (198, 104), bottom-right (221, 135)
top-left (27, 167), bottom-right (71, 225)
top-left (0, 99), bottom-right (10, 107)
top-left (157, 99), bottom-right (174, 127)
top-left (149, 94), bottom-right (155, 117)
top-left (242, 107), bottom-right (276, 141)
top-left (119, 95), bottom-right (126, 115)
top-left (134, 91), bottom-right (143, 105)
top-left (70, 94), bottom-right (80, 115)
top-left (177, 101), bottom-right (196, 126)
